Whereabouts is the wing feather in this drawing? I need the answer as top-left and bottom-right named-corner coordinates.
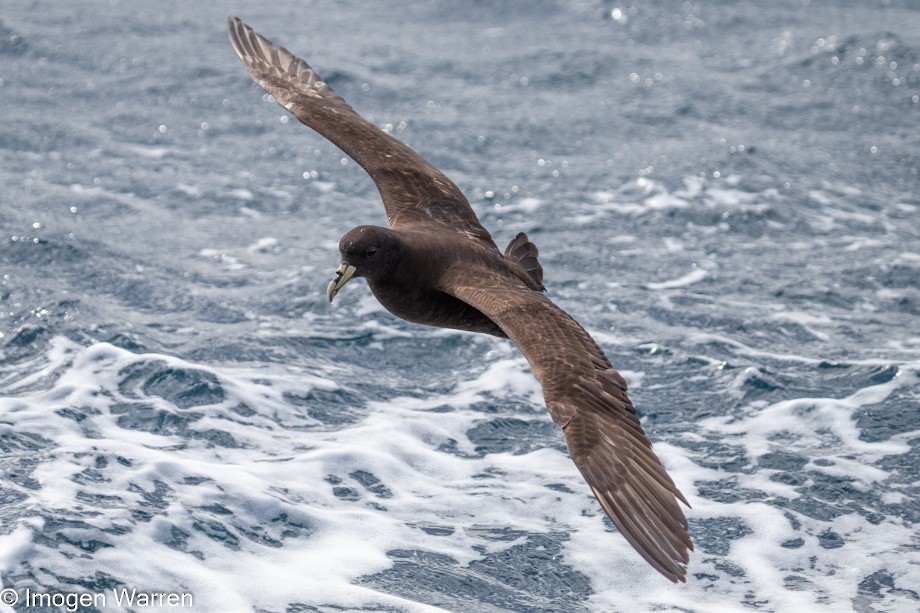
top-left (442, 269), bottom-right (693, 582)
top-left (227, 16), bottom-right (495, 247)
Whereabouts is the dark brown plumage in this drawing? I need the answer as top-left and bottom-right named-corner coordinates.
top-left (228, 16), bottom-right (692, 582)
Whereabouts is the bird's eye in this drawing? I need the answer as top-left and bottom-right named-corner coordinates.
top-left (365, 248), bottom-right (377, 257)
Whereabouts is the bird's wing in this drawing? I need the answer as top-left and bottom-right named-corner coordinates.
top-left (227, 17), bottom-right (496, 248)
top-left (440, 267), bottom-right (693, 582)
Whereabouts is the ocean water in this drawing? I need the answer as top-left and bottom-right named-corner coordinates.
top-left (1, 0), bottom-right (919, 611)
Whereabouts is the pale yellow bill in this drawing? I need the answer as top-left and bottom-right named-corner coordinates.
top-left (326, 264), bottom-right (356, 302)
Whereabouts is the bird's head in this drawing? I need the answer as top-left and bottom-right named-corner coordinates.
top-left (327, 225), bottom-right (402, 302)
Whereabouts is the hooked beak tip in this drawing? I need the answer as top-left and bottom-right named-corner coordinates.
top-left (327, 263), bottom-right (356, 302)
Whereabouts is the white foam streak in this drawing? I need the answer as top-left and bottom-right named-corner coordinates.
top-left (646, 268), bottom-right (709, 290)
top-left (705, 364), bottom-right (917, 462)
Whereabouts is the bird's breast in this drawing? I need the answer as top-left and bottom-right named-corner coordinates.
top-left (368, 281), bottom-right (506, 338)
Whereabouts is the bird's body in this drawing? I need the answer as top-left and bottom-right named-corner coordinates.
top-left (358, 228), bottom-right (512, 337)
top-left (228, 16), bottom-right (693, 582)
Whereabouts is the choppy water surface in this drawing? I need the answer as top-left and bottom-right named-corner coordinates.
top-left (2, 1), bottom-right (919, 611)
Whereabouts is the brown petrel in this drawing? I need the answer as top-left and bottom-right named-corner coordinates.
top-left (228, 16), bottom-right (692, 582)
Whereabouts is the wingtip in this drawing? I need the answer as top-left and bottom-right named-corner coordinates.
top-left (226, 15), bottom-right (249, 63)
top-left (656, 558), bottom-right (690, 584)
top-left (588, 478), bottom-right (694, 583)
top-left (227, 15), bottom-right (241, 35)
